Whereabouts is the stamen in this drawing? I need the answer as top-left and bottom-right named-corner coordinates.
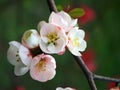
top-left (35, 59), bottom-right (46, 72)
top-left (47, 32), bottom-right (59, 44)
top-left (73, 37), bottom-right (80, 47)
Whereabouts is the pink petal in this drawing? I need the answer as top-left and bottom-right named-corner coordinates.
top-left (57, 11), bottom-right (71, 24)
top-left (30, 54), bottom-right (56, 82)
top-left (49, 12), bottom-right (68, 29)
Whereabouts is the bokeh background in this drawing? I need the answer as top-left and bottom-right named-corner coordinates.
top-left (0, 0), bottom-right (120, 90)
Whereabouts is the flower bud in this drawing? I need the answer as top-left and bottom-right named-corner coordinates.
top-left (22, 29), bottom-right (40, 49)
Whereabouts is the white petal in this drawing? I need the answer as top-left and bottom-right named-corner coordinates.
top-left (39, 39), bottom-right (51, 53)
top-left (47, 38), bottom-right (65, 53)
top-left (78, 40), bottom-right (87, 51)
top-left (69, 47), bottom-right (82, 56)
top-left (7, 41), bottom-right (21, 65)
top-left (19, 45), bottom-right (32, 66)
top-left (56, 87), bottom-right (63, 90)
top-left (9, 41), bottom-right (21, 48)
top-left (69, 19), bottom-right (78, 27)
top-left (75, 29), bottom-right (85, 39)
top-left (68, 29), bottom-right (85, 40)
top-left (14, 63), bottom-right (29, 76)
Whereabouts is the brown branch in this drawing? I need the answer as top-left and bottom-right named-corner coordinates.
top-left (94, 74), bottom-right (120, 82)
top-left (73, 56), bottom-right (97, 90)
top-left (47, 0), bottom-right (58, 13)
top-left (46, 0), bottom-right (120, 90)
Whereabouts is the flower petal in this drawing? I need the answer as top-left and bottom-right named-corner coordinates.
top-left (49, 12), bottom-right (68, 28)
top-left (47, 38), bottom-right (65, 53)
top-left (57, 11), bottom-right (71, 23)
top-left (69, 47), bottom-right (82, 56)
top-left (19, 45), bottom-right (32, 66)
top-left (39, 39), bottom-right (51, 53)
top-left (30, 54), bottom-right (56, 82)
top-left (14, 63), bottom-right (29, 76)
top-left (7, 41), bottom-right (21, 65)
top-left (78, 40), bottom-right (87, 51)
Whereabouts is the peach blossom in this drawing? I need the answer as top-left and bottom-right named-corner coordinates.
top-left (49, 11), bottom-right (77, 32)
top-left (7, 41), bottom-right (32, 76)
top-left (39, 23), bottom-right (68, 54)
top-left (67, 27), bottom-right (87, 56)
top-left (30, 54), bottom-right (56, 82)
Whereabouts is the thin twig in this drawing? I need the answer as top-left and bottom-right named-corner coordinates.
top-left (94, 74), bottom-right (120, 82)
top-left (73, 56), bottom-right (97, 90)
top-left (47, 0), bottom-right (58, 13)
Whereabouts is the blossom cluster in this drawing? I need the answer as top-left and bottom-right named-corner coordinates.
top-left (7, 11), bottom-right (87, 82)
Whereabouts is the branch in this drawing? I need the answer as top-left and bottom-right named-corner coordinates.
top-left (94, 74), bottom-right (120, 83)
top-left (73, 56), bottom-right (97, 90)
top-left (47, 0), bottom-right (58, 13)
top-left (46, 0), bottom-right (120, 90)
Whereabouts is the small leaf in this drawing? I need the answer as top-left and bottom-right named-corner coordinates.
top-left (57, 5), bottom-right (63, 11)
top-left (68, 8), bottom-right (85, 18)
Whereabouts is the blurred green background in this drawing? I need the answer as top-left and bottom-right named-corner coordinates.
top-left (1, 0), bottom-right (120, 90)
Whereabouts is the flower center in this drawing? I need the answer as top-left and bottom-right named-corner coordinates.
top-left (73, 37), bottom-right (80, 47)
top-left (47, 32), bottom-right (59, 44)
top-left (35, 59), bottom-right (46, 72)
top-left (16, 51), bottom-right (21, 62)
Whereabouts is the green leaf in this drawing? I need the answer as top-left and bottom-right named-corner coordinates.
top-left (57, 5), bottom-right (63, 11)
top-left (68, 8), bottom-right (85, 18)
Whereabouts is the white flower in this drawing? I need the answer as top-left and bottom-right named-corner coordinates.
top-left (22, 29), bottom-right (40, 49)
top-left (30, 54), bottom-right (56, 82)
top-left (67, 28), bottom-right (87, 56)
top-left (49, 11), bottom-right (77, 32)
top-left (56, 87), bottom-right (76, 90)
top-left (7, 41), bottom-right (32, 76)
top-left (39, 23), bottom-right (68, 54)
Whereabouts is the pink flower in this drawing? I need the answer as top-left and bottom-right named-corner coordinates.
top-left (22, 29), bottom-right (40, 49)
top-left (49, 11), bottom-right (77, 32)
top-left (39, 23), bottom-right (68, 54)
top-left (30, 54), bottom-right (56, 82)
top-left (7, 41), bottom-right (32, 76)
top-left (56, 87), bottom-right (76, 90)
